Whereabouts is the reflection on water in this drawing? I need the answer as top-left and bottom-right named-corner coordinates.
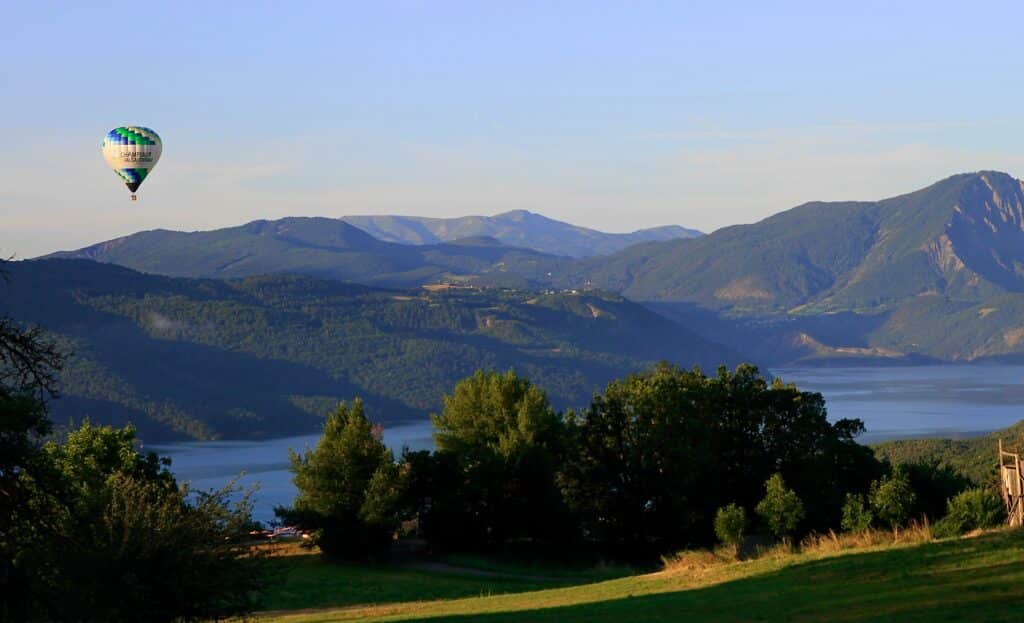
top-left (151, 365), bottom-right (1024, 523)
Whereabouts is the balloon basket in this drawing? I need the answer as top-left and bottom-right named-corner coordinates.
top-left (130, 194), bottom-right (137, 201)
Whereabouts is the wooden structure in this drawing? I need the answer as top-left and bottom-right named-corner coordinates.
top-left (999, 439), bottom-right (1024, 527)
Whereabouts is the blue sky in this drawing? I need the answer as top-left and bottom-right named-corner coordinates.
top-left (4, 1), bottom-right (1024, 257)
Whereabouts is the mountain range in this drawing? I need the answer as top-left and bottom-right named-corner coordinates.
top-left (0, 259), bottom-right (739, 442)
top-left (40, 170), bottom-right (1024, 367)
top-left (340, 210), bottom-right (701, 257)
top-left (47, 217), bottom-right (572, 289)
top-left (567, 171), bottom-right (1024, 363)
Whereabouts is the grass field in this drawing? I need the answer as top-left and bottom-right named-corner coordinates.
top-left (258, 528), bottom-right (1024, 622)
top-left (258, 543), bottom-right (575, 612)
top-left (440, 554), bottom-right (636, 582)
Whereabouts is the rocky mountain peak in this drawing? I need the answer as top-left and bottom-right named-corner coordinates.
top-left (944, 171), bottom-right (1024, 291)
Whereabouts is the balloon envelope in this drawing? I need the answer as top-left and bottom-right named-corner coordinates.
top-left (101, 126), bottom-right (162, 195)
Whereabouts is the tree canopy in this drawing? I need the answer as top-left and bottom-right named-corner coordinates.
top-left (558, 363), bottom-right (877, 550)
top-left (283, 399), bottom-right (402, 560)
top-left (422, 370), bottom-right (570, 548)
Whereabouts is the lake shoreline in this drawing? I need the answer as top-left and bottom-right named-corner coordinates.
top-left (151, 365), bottom-right (1024, 523)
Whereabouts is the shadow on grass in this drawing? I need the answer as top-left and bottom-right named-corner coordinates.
top-left (394, 530), bottom-right (1024, 623)
top-left (260, 551), bottom-right (579, 612)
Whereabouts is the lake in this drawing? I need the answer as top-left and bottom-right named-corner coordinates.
top-left (150, 364), bottom-right (1024, 524)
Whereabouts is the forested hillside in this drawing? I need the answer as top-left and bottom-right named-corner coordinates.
top-left (873, 418), bottom-right (1024, 484)
top-left (0, 259), bottom-right (739, 442)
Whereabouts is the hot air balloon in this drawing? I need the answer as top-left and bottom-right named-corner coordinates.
top-left (101, 126), bottom-right (162, 201)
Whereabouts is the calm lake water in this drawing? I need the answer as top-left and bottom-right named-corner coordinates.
top-left (150, 365), bottom-right (1024, 524)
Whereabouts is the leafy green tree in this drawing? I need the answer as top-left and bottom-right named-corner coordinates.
top-left (933, 488), bottom-right (1006, 538)
top-left (25, 422), bottom-right (263, 622)
top-left (840, 493), bottom-right (874, 533)
top-left (559, 363), bottom-right (875, 549)
top-left (427, 370), bottom-right (568, 547)
top-left (870, 467), bottom-right (917, 533)
top-left (714, 504), bottom-right (746, 557)
top-left (282, 399), bottom-right (402, 560)
top-left (44, 419), bottom-right (173, 507)
top-left (559, 363), bottom-right (716, 548)
top-left (756, 473), bottom-right (805, 541)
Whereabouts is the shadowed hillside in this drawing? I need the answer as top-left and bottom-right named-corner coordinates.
top-left (0, 259), bottom-right (740, 442)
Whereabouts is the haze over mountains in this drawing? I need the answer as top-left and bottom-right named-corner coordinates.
top-left (48, 211), bottom-right (700, 287)
top-left (340, 210), bottom-right (701, 257)
top-left (37, 170), bottom-right (1024, 372)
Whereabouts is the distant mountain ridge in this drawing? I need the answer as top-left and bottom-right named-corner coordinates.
top-left (341, 210), bottom-right (701, 257)
top-left (48, 217), bottom-right (571, 289)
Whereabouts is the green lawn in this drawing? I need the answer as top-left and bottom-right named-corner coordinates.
top-left (259, 529), bottom-right (1024, 622)
top-left (260, 546), bottom-right (570, 612)
top-left (441, 554), bottom-right (637, 582)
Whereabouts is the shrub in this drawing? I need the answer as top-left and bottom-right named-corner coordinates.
top-left (933, 488), bottom-right (1006, 538)
top-left (714, 504), bottom-right (746, 556)
top-left (870, 467), bottom-right (916, 532)
top-left (756, 473), bottom-right (805, 540)
top-left (840, 493), bottom-right (874, 533)
top-left (27, 422), bottom-right (263, 622)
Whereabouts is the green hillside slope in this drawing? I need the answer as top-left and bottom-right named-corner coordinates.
top-left (0, 259), bottom-right (739, 442)
top-left (576, 171), bottom-right (1024, 364)
top-left (873, 418), bottom-right (1024, 484)
top-left (260, 529), bottom-right (1024, 623)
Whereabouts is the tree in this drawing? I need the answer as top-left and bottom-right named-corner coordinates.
top-left (755, 473), bottom-right (805, 541)
top-left (43, 419), bottom-right (173, 508)
top-left (22, 422), bottom-right (264, 622)
top-left (559, 363), bottom-right (874, 550)
top-left (2, 261), bottom-right (264, 621)
top-left (282, 399), bottom-right (402, 560)
top-left (840, 493), bottom-right (874, 533)
top-left (714, 504), bottom-right (747, 557)
top-left (0, 265), bottom-right (67, 621)
top-left (427, 370), bottom-right (568, 548)
top-left (558, 363), bottom-right (716, 549)
top-left (870, 467), bottom-right (917, 534)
